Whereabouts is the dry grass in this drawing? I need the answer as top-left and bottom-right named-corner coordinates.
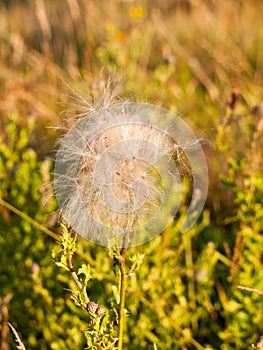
top-left (1, 0), bottom-right (263, 124)
top-left (1, 0), bottom-right (263, 207)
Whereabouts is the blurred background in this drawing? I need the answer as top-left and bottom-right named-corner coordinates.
top-left (0, 0), bottom-right (263, 349)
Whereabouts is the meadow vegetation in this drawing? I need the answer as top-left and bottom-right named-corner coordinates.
top-left (0, 0), bottom-right (263, 349)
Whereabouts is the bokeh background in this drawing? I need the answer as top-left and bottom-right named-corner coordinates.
top-left (0, 0), bottom-right (263, 349)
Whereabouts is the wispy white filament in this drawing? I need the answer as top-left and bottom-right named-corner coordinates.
top-left (54, 102), bottom-right (208, 247)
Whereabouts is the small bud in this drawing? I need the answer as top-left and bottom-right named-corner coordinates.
top-left (96, 307), bottom-right (105, 315)
top-left (226, 89), bottom-right (240, 110)
top-left (257, 335), bottom-right (263, 349)
top-left (86, 301), bottom-right (98, 314)
top-left (30, 262), bottom-right (40, 279)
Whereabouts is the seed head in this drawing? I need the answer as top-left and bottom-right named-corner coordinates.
top-left (55, 102), bottom-right (208, 247)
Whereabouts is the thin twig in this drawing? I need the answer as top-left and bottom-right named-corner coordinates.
top-left (117, 247), bottom-right (127, 350)
top-left (0, 198), bottom-right (96, 265)
top-left (238, 285), bottom-right (263, 296)
top-left (117, 233), bottom-right (130, 350)
top-left (66, 250), bottom-right (89, 304)
top-left (0, 198), bottom-right (58, 240)
top-left (66, 253), bottom-right (84, 291)
top-left (8, 323), bottom-right (26, 350)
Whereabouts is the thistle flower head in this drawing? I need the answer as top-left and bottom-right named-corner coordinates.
top-left (86, 301), bottom-right (98, 315)
top-left (54, 100), bottom-right (208, 248)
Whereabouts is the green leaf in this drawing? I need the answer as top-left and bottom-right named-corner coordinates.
top-left (78, 264), bottom-right (91, 285)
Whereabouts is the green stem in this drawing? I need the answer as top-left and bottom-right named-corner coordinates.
top-left (0, 198), bottom-right (96, 265)
top-left (65, 228), bottom-right (89, 304)
top-left (118, 246), bottom-right (127, 350)
top-left (66, 250), bottom-right (89, 304)
top-left (118, 232), bottom-right (130, 350)
top-left (184, 233), bottom-right (195, 302)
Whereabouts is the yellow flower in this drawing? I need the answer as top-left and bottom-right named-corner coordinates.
top-left (129, 7), bottom-right (144, 18)
top-left (115, 31), bottom-right (126, 41)
top-left (105, 22), bottom-right (115, 32)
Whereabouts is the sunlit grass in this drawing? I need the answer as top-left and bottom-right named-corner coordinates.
top-left (0, 1), bottom-right (263, 349)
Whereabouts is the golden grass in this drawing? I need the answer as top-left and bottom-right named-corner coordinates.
top-left (0, 0), bottom-right (263, 133)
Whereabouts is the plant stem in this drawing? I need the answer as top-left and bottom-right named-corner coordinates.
top-left (0, 198), bottom-right (96, 265)
top-left (8, 323), bottom-right (26, 350)
top-left (184, 233), bottom-right (195, 302)
top-left (238, 285), bottom-right (263, 296)
top-left (66, 235), bottom-right (89, 304)
top-left (118, 234), bottom-right (129, 350)
top-left (67, 253), bottom-right (83, 289)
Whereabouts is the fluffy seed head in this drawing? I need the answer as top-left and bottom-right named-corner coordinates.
top-left (54, 102), bottom-right (208, 247)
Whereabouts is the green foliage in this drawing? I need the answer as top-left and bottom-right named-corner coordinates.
top-left (2, 97), bottom-right (263, 349)
top-left (0, 114), bottom-right (87, 349)
top-left (52, 223), bottom-right (117, 350)
top-left (1, 1), bottom-right (263, 349)
top-left (215, 101), bottom-right (263, 349)
top-left (1, 94), bottom-right (263, 349)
